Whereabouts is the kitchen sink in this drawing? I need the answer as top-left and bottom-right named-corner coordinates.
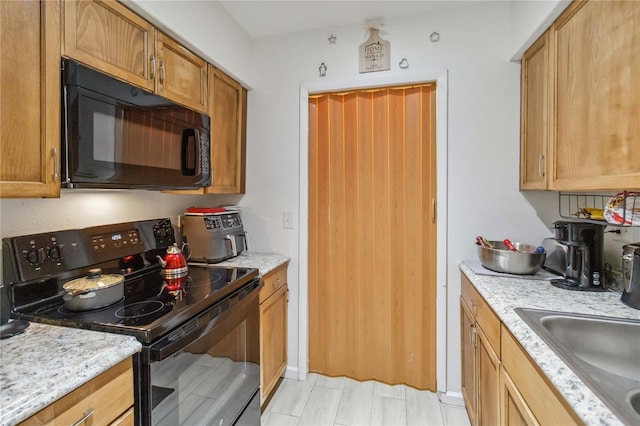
top-left (515, 308), bottom-right (640, 424)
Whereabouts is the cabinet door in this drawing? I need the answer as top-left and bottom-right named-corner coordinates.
top-left (207, 66), bottom-right (247, 194)
top-left (460, 299), bottom-right (477, 426)
top-left (260, 284), bottom-right (288, 406)
top-left (520, 30), bottom-right (551, 191)
top-left (63, 0), bottom-right (154, 92)
top-left (0, 0), bottom-right (60, 198)
top-left (499, 366), bottom-right (539, 426)
top-left (551, 0), bottom-right (640, 190)
top-left (156, 32), bottom-right (208, 113)
top-left (477, 326), bottom-right (500, 426)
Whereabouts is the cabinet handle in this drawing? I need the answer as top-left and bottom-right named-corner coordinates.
top-left (160, 60), bottom-right (166, 84)
top-left (51, 148), bottom-right (58, 181)
top-left (150, 54), bottom-right (156, 80)
top-left (286, 288), bottom-right (289, 303)
top-left (470, 324), bottom-right (477, 348)
top-left (71, 408), bottom-right (95, 426)
top-left (471, 301), bottom-right (478, 317)
top-left (538, 154), bottom-right (545, 178)
top-left (431, 199), bottom-right (436, 224)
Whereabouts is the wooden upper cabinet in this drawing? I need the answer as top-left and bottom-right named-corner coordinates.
top-left (550, 0), bottom-right (640, 191)
top-left (520, 30), bottom-right (551, 190)
top-left (156, 33), bottom-right (208, 113)
top-left (63, 0), bottom-right (154, 91)
top-left (64, 0), bottom-right (208, 113)
top-left (0, 0), bottom-right (61, 198)
top-left (206, 66), bottom-right (247, 194)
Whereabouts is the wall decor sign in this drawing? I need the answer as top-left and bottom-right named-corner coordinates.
top-left (359, 28), bottom-right (390, 73)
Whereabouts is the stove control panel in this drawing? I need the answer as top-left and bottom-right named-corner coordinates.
top-left (5, 218), bottom-right (174, 282)
top-left (91, 229), bottom-right (140, 252)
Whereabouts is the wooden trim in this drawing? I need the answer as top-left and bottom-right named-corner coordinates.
top-left (499, 366), bottom-right (540, 426)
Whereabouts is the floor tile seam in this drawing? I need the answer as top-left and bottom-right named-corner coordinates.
top-left (301, 383), bottom-right (344, 424)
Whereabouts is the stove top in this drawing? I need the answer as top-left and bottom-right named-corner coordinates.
top-left (14, 265), bottom-right (258, 343)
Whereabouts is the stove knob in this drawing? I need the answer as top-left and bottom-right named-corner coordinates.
top-left (48, 245), bottom-right (63, 261)
top-left (25, 249), bottom-right (38, 265)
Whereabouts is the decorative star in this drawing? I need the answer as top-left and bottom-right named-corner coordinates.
top-left (328, 34), bottom-right (337, 45)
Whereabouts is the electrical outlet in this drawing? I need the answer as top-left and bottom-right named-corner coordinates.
top-left (283, 211), bottom-right (295, 229)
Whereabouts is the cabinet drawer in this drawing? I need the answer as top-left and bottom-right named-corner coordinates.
top-left (461, 274), bottom-right (501, 354)
top-left (260, 263), bottom-right (288, 303)
top-left (501, 326), bottom-right (581, 425)
top-left (20, 358), bottom-right (134, 426)
top-left (461, 274), bottom-right (500, 357)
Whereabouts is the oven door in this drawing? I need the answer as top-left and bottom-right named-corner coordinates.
top-left (139, 280), bottom-right (261, 426)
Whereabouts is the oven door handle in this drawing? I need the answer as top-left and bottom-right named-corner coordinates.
top-left (148, 281), bottom-right (261, 362)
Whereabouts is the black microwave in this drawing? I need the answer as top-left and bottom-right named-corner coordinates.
top-left (61, 58), bottom-right (211, 190)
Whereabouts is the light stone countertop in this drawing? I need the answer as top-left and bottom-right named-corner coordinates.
top-left (214, 252), bottom-right (291, 277)
top-left (459, 261), bottom-right (640, 426)
top-left (0, 322), bottom-right (141, 426)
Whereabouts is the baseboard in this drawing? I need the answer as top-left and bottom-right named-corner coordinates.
top-left (284, 365), bottom-right (299, 380)
top-left (439, 391), bottom-right (465, 407)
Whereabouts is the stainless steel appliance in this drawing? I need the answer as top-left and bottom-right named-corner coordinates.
top-left (621, 245), bottom-right (640, 310)
top-left (62, 58), bottom-right (211, 190)
top-left (550, 220), bottom-right (607, 291)
top-left (182, 212), bottom-right (247, 263)
top-left (2, 219), bottom-right (261, 425)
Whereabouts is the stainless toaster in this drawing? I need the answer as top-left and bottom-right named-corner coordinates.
top-left (181, 212), bottom-right (247, 263)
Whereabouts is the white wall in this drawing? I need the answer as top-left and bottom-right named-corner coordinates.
top-left (509, 0), bottom-right (571, 60)
top-left (242, 1), bottom-right (557, 395)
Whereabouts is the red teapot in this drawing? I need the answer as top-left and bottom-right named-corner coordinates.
top-left (157, 243), bottom-right (189, 278)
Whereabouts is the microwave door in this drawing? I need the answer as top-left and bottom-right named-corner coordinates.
top-left (62, 59), bottom-right (211, 190)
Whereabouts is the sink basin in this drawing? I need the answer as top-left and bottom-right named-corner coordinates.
top-left (515, 308), bottom-right (640, 424)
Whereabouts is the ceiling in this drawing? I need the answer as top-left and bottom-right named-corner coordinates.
top-left (218, 1), bottom-right (469, 39)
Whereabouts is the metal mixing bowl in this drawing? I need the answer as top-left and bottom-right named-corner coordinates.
top-left (476, 241), bottom-right (546, 275)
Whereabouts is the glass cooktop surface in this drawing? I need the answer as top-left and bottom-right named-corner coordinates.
top-left (14, 265), bottom-right (258, 342)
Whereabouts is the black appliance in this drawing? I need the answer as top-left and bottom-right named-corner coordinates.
top-left (2, 219), bottom-right (261, 426)
top-left (62, 58), bottom-right (211, 190)
top-left (621, 247), bottom-right (640, 310)
top-left (551, 220), bottom-right (607, 291)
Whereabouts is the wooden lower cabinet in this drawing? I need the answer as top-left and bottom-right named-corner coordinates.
top-left (19, 358), bottom-right (134, 426)
top-left (460, 275), bottom-right (501, 426)
top-left (501, 326), bottom-right (582, 425)
top-left (461, 273), bottom-right (583, 426)
top-left (259, 262), bottom-right (289, 406)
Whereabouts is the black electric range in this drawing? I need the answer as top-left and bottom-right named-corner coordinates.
top-left (2, 218), bottom-right (258, 343)
top-left (3, 218), bottom-right (263, 426)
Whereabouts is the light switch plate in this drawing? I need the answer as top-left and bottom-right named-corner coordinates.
top-left (283, 211), bottom-right (295, 229)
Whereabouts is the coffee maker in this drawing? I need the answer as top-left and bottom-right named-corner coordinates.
top-left (550, 220), bottom-right (607, 291)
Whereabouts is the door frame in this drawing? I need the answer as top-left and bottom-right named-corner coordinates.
top-left (298, 69), bottom-right (449, 393)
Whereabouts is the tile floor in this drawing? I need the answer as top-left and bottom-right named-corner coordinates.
top-left (261, 374), bottom-right (471, 426)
